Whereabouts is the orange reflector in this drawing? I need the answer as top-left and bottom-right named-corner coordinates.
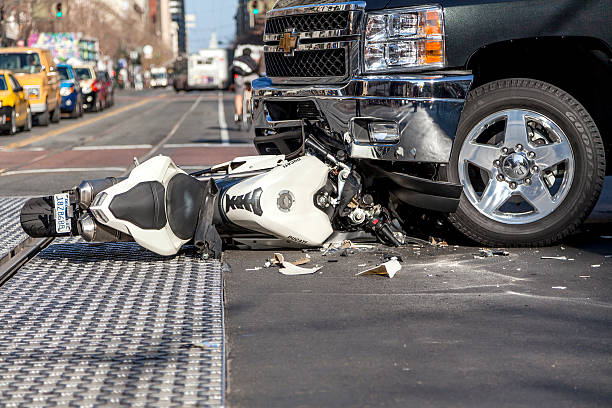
top-left (425, 41), bottom-right (443, 64)
top-left (425, 11), bottom-right (441, 35)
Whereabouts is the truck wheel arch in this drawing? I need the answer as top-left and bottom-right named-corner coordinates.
top-left (464, 36), bottom-right (612, 173)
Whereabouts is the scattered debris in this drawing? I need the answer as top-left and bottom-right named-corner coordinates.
top-left (245, 267), bottom-right (262, 271)
top-left (291, 255), bottom-right (311, 266)
top-left (358, 263), bottom-right (367, 267)
top-left (340, 248), bottom-right (354, 257)
top-left (356, 258), bottom-right (401, 279)
top-left (429, 237), bottom-right (449, 247)
top-left (383, 254), bottom-right (404, 263)
top-left (591, 264), bottom-right (601, 268)
top-left (552, 286), bottom-right (567, 290)
top-left (579, 275), bottom-right (590, 279)
top-left (270, 253), bottom-right (323, 276)
top-left (541, 256), bottom-right (568, 260)
top-left (474, 249), bottom-right (510, 258)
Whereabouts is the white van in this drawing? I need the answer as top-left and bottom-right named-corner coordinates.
top-left (187, 49), bottom-right (229, 90)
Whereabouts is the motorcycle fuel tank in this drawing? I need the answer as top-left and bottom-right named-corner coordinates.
top-left (222, 155), bottom-right (333, 247)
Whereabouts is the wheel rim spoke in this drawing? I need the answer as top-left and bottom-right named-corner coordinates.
top-left (503, 110), bottom-right (530, 148)
top-left (519, 175), bottom-right (556, 216)
top-left (476, 174), bottom-right (512, 213)
top-left (458, 108), bottom-right (575, 224)
top-left (533, 142), bottom-right (572, 170)
top-left (461, 142), bottom-right (500, 171)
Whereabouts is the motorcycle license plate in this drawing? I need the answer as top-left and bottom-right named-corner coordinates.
top-left (54, 193), bottom-right (71, 234)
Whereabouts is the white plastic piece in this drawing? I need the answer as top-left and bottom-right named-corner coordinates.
top-left (90, 155), bottom-right (188, 256)
top-left (356, 258), bottom-right (402, 279)
top-left (223, 155), bottom-right (333, 247)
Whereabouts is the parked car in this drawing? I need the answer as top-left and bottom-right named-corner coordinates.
top-left (0, 47), bottom-right (60, 126)
top-left (97, 70), bottom-right (114, 108)
top-left (0, 69), bottom-right (32, 134)
top-left (57, 64), bottom-right (83, 119)
top-left (74, 63), bottom-right (106, 112)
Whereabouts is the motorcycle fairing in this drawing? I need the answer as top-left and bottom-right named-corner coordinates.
top-left (221, 155), bottom-right (334, 247)
top-left (89, 156), bottom-right (194, 256)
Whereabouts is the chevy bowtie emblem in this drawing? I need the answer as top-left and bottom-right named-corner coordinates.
top-left (279, 31), bottom-right (298, 55)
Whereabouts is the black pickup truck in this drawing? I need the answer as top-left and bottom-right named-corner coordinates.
top-left (252, 0), bottom-right (611, 246)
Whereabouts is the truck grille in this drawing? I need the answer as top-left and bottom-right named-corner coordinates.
top-left (265, 49), bottom-right (346, 78)
top-left (263, 2), bottom-right (364, 83)
top-left (265, 11), bottom-right (350, 34)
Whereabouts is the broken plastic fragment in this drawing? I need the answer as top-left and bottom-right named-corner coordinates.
top-left (475, 249), bottom-right (509, 258)
top-left (279, 263), bottom-right (322, 276)
top-left (271, 252), bottom-right (322, 275)
top-left (356, 258), bottom-right (401, 279)
top-left (541, 256), bottom-right (568, 260)
top-left (551, 286), bottom-right (567, 290)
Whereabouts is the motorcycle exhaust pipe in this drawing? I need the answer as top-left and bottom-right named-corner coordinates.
top-left (76, 177), bottom-right (126, 209)
top-left (77, 213), bottom-right (133, 243)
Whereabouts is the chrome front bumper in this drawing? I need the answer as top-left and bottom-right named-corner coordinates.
top-left (252, 73), bottom-right (474, 163)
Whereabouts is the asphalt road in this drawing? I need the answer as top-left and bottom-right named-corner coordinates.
top-left (1, 88), bottom-right (611, 407)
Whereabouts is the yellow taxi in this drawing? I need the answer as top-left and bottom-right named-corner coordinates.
top-left (0, 47), bottom-right (60, 126)
top-left (0, 69), bottom-right (31, 135)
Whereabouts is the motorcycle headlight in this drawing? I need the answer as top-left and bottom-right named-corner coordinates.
top-left (82, 86), bottom-right (91, 94)
top-left (364, 6), bottom-right (445, 73)
top-left (60, 87), bottom-right (73, 96)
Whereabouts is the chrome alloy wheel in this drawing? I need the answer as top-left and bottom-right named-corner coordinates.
top-left (458, 109), bottom-right (574, 224)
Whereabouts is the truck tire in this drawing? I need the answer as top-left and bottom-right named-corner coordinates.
top-left (447, 78), bottom-right (605, 247)
top-left (51, 104), bottom-right (61, 123)
top-left (37, 108), bottom-right (50, 126)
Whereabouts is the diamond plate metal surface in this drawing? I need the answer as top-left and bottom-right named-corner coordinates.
top-left (0, 238), bottom-right (225, 407)
top-left (0, 197), bottom-right (29, 261)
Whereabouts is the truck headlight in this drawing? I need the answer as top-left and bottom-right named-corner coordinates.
top-left (364, 6), bottom-right (444, 73)
top-left (26, 86), bottom-right (41, 98)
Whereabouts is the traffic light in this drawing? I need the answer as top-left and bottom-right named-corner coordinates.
top-left (249, 0), bottom-right (259, 15)
top-left (55, 2), bottom-right (62, 17)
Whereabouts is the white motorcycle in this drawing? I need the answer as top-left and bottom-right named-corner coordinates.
top-left (21, 138), bottom-right (401, 259)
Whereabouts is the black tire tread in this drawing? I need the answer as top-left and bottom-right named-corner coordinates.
top-left (20, 196), bottom-right (59, 237)
top-left (448, 78), bottom-right (605, 247)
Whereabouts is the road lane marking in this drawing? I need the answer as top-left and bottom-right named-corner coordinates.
top-left (2, 167), bottom-right (127, 176)
top-left (72, 144), bottom-right (153, 150)
top-left (0, 146), bottom-right (45, 151)
top-left (163, 143), bottom-right (254, 148)
top-left (140, 94), bottom-right (204, 162)
top-left (218, 91), bottom-right (230, 145)
top-left (4, 98), bottom-right (155, 150)
top-left (505, 291), bottom-right (612, 309)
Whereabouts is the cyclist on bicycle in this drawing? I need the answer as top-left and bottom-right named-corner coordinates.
top-left (230, 48), bottom-right (259, 123)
